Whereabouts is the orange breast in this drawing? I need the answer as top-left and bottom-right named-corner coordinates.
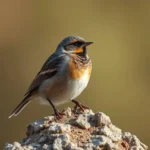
top-left (68, 58), bottom-right (92, 80)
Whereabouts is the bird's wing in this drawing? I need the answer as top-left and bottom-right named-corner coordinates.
top-left (24, 53), bottom-right (65, 96)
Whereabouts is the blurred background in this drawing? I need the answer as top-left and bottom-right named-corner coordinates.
top-left (0, 0), bottom-right (150, 149)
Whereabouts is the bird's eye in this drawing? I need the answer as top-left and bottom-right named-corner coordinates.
top-left (64, 41), bottom-right (84, 51)
top-left (74, 43), bottom-right (78, 46)
top-left (73, 41), bottom-right (83, 47)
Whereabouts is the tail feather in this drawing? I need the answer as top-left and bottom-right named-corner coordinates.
top-left (8, 96), bottom-right (31, 118)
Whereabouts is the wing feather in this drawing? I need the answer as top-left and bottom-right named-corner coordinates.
top-left (24, 53), bottom-right (64, 96)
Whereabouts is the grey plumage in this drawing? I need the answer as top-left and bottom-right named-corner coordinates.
top-left (57, 36), bottom-right (85, 49)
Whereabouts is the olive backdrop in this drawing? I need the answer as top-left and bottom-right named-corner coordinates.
top-left (0, 1), bottom-right (150, 149)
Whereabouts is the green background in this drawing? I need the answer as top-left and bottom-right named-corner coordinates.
top-left (0, 1), bottom-right (150, 149)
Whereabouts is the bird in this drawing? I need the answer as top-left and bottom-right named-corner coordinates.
top-left (9, 36), bottom-right (93, 119)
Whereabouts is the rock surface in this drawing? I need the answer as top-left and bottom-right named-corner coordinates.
top-left (4, 107), bottom-right (148, 150)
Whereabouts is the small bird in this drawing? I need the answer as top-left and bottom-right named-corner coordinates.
top-left (9, 36), bottom-right (93, 119)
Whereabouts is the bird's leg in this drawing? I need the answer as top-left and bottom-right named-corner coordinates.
top-left (71, 99), bottom-right (89, 112)
top-left (47, 98), bottom-right (65, 119)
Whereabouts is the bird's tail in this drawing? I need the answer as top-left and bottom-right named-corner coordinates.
top-left (8, 95), bottom-right (31, 118)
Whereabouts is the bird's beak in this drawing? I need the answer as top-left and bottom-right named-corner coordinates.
top-left (73, 42), bottom-right (93, 53)
top-left (82, 42), bottom-right (93, 47)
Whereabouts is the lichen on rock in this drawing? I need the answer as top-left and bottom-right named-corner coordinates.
top-left (4, 107), bottom-right (148, 150)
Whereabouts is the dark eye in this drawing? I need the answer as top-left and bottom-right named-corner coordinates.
top-left (73, 41), bottom-right (83, 47)
top-left (64, 41), bottom-right (84, 51)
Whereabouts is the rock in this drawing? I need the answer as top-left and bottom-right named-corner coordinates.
top-left (122, 132), bottom-right (148, 150)
top-left (27, 119), bottom-right (45, 136)
top-left (99, 124), bottom-right (122, 142)
top-left (53, 134), bottom-right (70, 150)
top-left (95, 112), bottom-right (111, 126)
top-left (38, 136), bottom-right (48, 143)
top-left (63, 107), bottom-right (72, 117)
top-left (44, 116), bottom-right (55, 123)
top-left (73, 113), bottom-right (91, 129)
top-left (48, 122), bottom-right (71, 134)
top-left (85, 135), bottom-right (118, 150)
top-left (4, 107), bottom-right (148, 150)
top-left (67, 143), bottom-right (84, 150)
top-left (72, 109), bottom-right (95, 129)
top-left (4, 142), bottom-right (23, 150)
top-left (42, 144), bottom-right (52, 150)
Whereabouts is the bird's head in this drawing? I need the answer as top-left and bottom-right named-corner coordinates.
top-left (56, 36), bottom-right (93, 56)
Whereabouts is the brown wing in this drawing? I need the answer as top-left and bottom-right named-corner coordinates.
top-left (24, 53), bottom-right (65, 96)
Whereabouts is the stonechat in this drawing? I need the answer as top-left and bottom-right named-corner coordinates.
top-left (9, 36), bottom-right (93, 119)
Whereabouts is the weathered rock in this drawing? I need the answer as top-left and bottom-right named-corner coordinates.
top-left (27, 119), bottom-right (45, 136)
top-left (4, 107), bottom-right (148, 150)
top-left (63, 107), bottom-right (72, 117)
top-left (95, 112), bottom-right (111, 126)
top-left (122, 132), bottom-right (148, 150)
top-left (99, 124), bottom-right (122, 142)
top-left (53, 134), bottom-right (70, 150)
top-left (48, 122), bottom-right (71, 134)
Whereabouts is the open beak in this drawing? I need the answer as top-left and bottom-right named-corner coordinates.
top-left (82, 42), bottom-right (93, 47)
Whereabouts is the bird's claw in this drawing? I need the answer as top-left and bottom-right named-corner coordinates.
top-left (54, 109), bottom-right (65, 119)
top-left (72, 99), bottom-right (89, 112)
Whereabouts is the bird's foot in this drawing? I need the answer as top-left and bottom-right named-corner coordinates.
top-left (47, 98), bottom-right (65, 120)
top-left (72, 99), bottom-right (89, 112)
top-left (54, 109), bottom-right (65, 119)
